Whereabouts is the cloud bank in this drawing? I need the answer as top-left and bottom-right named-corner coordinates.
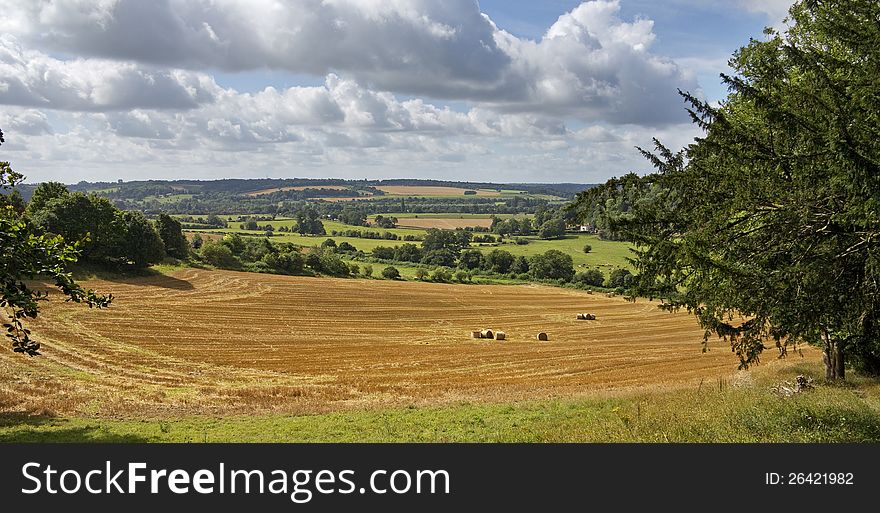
top-left (0, 0), bottom-right (707, 183)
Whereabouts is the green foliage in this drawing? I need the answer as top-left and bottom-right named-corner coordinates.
top-left (362, 264), bottom-right (374, 278)
top-left (606, 268), bottom-right (633, 289)
top-left (455, 270), bottom-right (469, 283)
top-left (30, 192), bottom-right (119, 261)
top-left (583, 244), bottom-right (592, 254)
top-left (116, 211), bottom-right (166, 268)
top-left (1, 130), bottom-right (111, 356)
top-left (205, 214), bottom-right (226, 228)
top-left (415, 268), bottom-right (429, 281)
top-left (25, 181), bottom-right (69, 215)
top-left (510, 255), bottom-right (530, 275)
top-left (381, 266), bottom-right (401, 280)
top-left (190, 233), bottom-right (203, 250)
top-left (538, 218), bottom-right (566, 240)
top-left (371, 246), bottom-right (396, 260)
top-left (156, 214), bottom-right (189, 259)
top-left (261, 251), bottom-right (305, 275)
top-left (294, 206), bottom-right (325, 235)
top-left (337, 241), bottom-right (357, 253)
top-left (484, 249), bottom-right (515, 274)
top-left (200, 241), bottom-right (240, 269)
top-left (338, 206), bottom-right (367, 226)
top-left (458, 249), bottom-right (484, 270)
top-left (529, 249), bottom-right (575, 281)
top-left (373, 215), bottom-right (397, 228)
top-left (0, 188), bottom-right (25, 214)
top-left (571, 0), bottom-right (880, 379)
top-left (307, 248), bottom-right (350, 276)
top-left (420, 249), bottom-right (457, 267)
top-left (430, 267), bottom-right (453, 282)
top-left (574, 269), bottom-right (605, 287)
top-left (394, 243), bottom-right (423, 263)
top-left (421, 228), bottom-right (471, 255)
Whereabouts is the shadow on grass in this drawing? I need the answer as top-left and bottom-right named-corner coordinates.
top-left (71, 264), bottom-right (195, 291)
top-left (0, 413), bottom-right (153, 443)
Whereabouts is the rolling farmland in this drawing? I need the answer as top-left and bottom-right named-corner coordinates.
top-left (0, 269), bottom-right (820, 419)
top-left (394, 217), bottom-right (494, 229)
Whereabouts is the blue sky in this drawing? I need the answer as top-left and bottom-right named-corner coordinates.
top-left (0, 0), bottom-right (792, 184)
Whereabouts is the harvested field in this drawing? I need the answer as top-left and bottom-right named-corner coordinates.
top-left (395, 217), bottom-right (493, 229)
top-left (0, 269), bottom-right (820, 418)
top-left (375, 186), bottom-right (501, 197)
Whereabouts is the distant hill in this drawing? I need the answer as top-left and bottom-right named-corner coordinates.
top-left (8, 178), bottom-right (596, 215)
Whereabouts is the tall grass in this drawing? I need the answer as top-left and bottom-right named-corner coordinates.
top-left (2, 362), bottom-right (878, 443)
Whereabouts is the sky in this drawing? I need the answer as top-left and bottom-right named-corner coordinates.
top-left (0, 0), bottom-right (794, 184)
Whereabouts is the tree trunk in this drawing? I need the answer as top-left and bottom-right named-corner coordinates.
top-left (822, 329), bottom-right (845, 381)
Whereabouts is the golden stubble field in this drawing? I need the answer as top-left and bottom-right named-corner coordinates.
top-left (0, 269), bottom-right (820, 418)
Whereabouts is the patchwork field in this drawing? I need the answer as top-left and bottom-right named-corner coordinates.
top-left (0, 269), bottom-right (821, 420)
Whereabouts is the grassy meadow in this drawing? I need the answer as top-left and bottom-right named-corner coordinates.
top-left (3, 361), bottom-right (877, 443)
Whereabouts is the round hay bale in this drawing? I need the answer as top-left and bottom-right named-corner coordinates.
top-left (587, 314), bottom-right (597, 320)
top-left (537, 332), bottom-right (549, 341)
top-left (495, 331), bottom-right (506, 341)
top-left (576, 313), bottom-right (585, 320)
top-left (471, 331), bottom-right (483, 339)
top-left (481, 329), bottom-right (494, 339)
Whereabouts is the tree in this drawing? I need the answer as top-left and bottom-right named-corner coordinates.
top-left (156, 214), bottom-right (189, 259)
top-left (262, 251), bottom-right (304, 275)
top-left (538, 218), bottom-right (566, 240)
top-left (484, 249), bottom-right (514, 274)
top-left (373, 215), bottom-right (397, 228)
top-left (529, 250), bottom-right (575, 281)
top-left (382, 266), bottom-right (401, 280)
top-left (415, 268), bottom-right (429, 280)
top-left (575, 269), bottom-right (605, 287)
top-left (510, 255), bottom-right (530, 275)
top-left (30, 193), bottom-right (119, 262)
top-left (0, 188), bottom-right (25, 214)
top-left (25, 181), bottom-right (69, 215)
top-left (116, 211), bottom-right (166, 268)
top-left (371, 246), bottom-right (396, 260)
top-left (362, 264), bottom-right (374, 278)
top-left (458, 249), bottom-right (484, 270)
top-left (394, 243), bottom-right (423, 263)
top-left (571, 0), bottom-right (880, 379)
top-left (338, 206), bottom-right (367, 226)
top-left (1, 128), bottom-right (111, 355)
top-left (294, 206), bottom-right (325, 235)
top-left (431, 267), bottom-right (452, 282)
top-left (583, 244), bottom-right (592, 254)
top-left (607, 268), bottom-right (633, 289)
top-left (422, 229), bottom-right (471, 255)
top-left (420, 249), bottom-right (457, 268)
top-left (191, 233), bottom-right (204, 250)
top-left (205, 214), bottom-right (226, 228)
top-left (337, 241), bottom-right (357, 253)
top-left (201, 241), bottom-right (239, 269)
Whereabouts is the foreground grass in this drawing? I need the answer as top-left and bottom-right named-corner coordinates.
top-left (3, 363), bottom-right (878, 443)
